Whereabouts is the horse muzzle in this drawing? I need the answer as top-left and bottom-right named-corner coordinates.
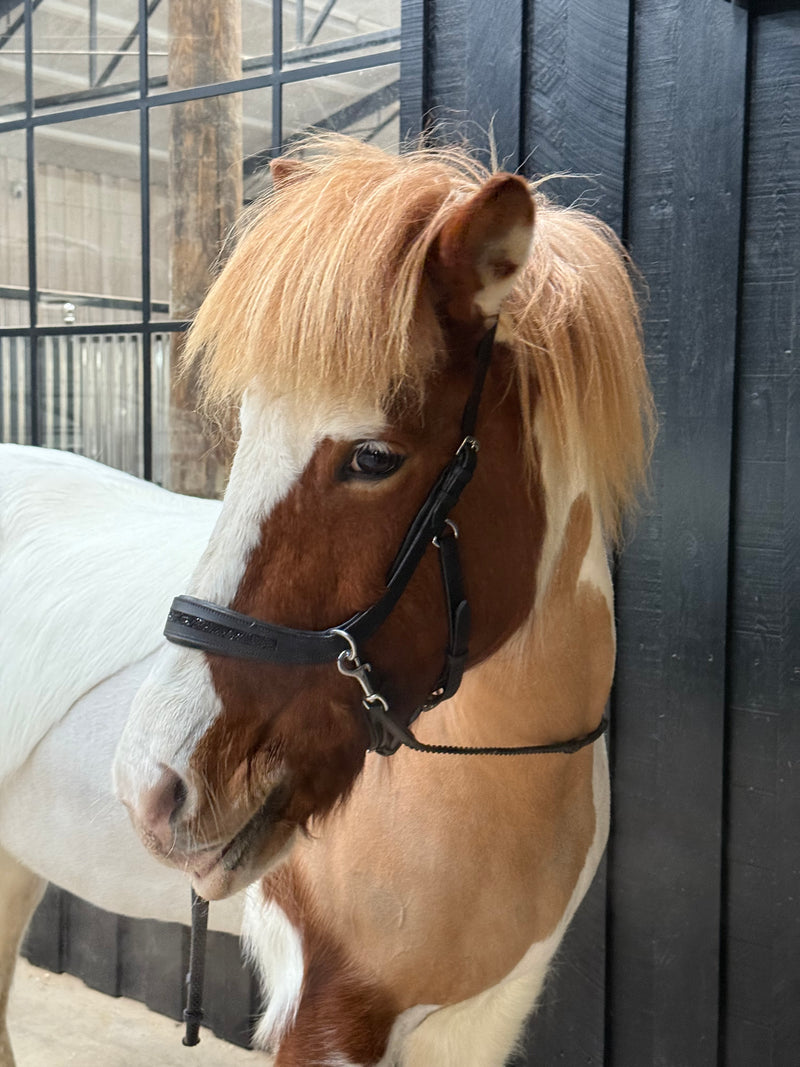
top-left (118, 764), bottom-right (294, 899)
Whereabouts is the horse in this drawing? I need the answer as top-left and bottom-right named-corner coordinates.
top-left (1, 134), bottom-right (653, 1066)
top-left (0, 445), bottom-right (245, 1067)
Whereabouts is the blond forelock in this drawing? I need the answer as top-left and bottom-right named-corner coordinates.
top-left (183, 134), bottom-right (654, 540)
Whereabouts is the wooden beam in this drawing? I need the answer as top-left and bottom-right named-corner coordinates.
top-left (522, 0), bottom-right (631, 235)
top-left (610, 2), bottom-right (749, 1063)
top-left (425, 0), bottom-right (524, 169)
top-left (722, 11), bottom-right (800, 1064)
top-left (168, 0), bottom-right (242, 497)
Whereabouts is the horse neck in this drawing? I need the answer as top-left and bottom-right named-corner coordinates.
top-left (416, 417), bottom-right (615, 751)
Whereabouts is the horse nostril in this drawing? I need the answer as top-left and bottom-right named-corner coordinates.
top-left (134, 766), bottom-right (190, 849)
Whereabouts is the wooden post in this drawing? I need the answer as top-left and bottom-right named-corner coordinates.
top-left (168, 0), bottom-right (242, 497)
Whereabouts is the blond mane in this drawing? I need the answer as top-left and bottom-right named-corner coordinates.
top-left (184, 134), bottom-right (654, 540)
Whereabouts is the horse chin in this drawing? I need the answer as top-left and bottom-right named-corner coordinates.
top-left (190, 820), bottom-right (298, 901)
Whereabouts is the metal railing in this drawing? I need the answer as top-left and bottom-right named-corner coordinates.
top-left (0, 331), bottom-right (170, 482)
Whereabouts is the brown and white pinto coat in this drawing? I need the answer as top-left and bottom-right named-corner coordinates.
top-left (113, 137), bottom-right (651, 1066)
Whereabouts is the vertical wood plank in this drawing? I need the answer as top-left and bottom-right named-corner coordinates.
top-left (519, 4), bottom-right (633, 1066)
top-left (64, 894), bottom-right (120, 996)
top-left (723, 12), bottom-right (800, 1065)
top-left (425, 0), bottom-right (467, 129)
top-left (400, 0), bottom-right (425, 141)
top-left (426, 0), bottom-right (523, 168)
top-left (464, 0), bottom-right (523, 169)
top-left (522, 0), bottom-right (631, 234)
top-left (167, 0), bottom-right (241, 498)
top-left (610, 1), bottom-right (749, 1064)
top-left (203, 930), bottom-right (256, 1048)
top-left (21, 885), bottom-right (65, 974)
top-left (427, 4), bottom-right (632, 1063)
top-left (117, 915), bottom-right (186, 1022)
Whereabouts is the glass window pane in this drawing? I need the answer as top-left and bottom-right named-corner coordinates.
top-left (0, 131), bottom-right (29, 327)
top-left (147, 0), bottom-right (169, 85)
top-left (150, 0), bottom-right (271, 94)
top-left (243, 87), bottom-right (274, 201)
top-left (0, 336), bottom-right (31, 444)
top-left (36, 331), bottom-right (153, 476)
top-left (242, 0), bottom-right (274, 76)
top-left (150, 330), bottom-right (172, 484)
top-left (283, 63), bottom-right (400, 150)
top-left (35, 111), bottom-right (141, 328)
top-left (282, 0), bottom-right (400, 66)
top-left (149, 90), bottom-right (270, 321)
top-left (34, 0), bottom-right (140, 114)
top-left (0, 3), bottom-right (27, 120)
top-left (146, 104), bottom-right (170, 323)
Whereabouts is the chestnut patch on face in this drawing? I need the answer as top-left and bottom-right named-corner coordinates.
top-left (189, 326), bottom-right (545, 859)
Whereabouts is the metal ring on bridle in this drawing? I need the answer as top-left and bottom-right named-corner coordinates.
top-left (331, 627), bottom-right (358, 663)
top-left (363, 692), bottom-right (390, 714)
top-left (432, 519), bottom-right (459, 549)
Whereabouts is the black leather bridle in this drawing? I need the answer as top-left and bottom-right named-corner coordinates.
top-left (171, 324), bottom-right (608, 1047)
top-left (163, 324), bottom-right (608, 759)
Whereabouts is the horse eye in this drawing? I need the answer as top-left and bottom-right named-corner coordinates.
top-left (345, 441), bottom-right (405, 480)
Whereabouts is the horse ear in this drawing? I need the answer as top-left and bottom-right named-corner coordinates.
top-left (428, 173), bottom-right (534, 323)
top-left (270, 157), bottom-right (311, 190)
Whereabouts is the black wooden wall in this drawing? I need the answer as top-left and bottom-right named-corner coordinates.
top-left (23, 2), bottom-right (799, 1063)
top-left (423, 1), bottom-right (799, 1064)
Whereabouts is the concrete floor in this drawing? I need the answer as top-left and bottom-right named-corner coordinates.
top-left (9, 959), bottom-right (266, 1066)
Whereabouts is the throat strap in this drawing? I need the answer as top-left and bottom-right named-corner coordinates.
top-left (367, 702), bottom-right (609, 757)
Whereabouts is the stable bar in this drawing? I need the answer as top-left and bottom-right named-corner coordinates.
top-left (0, 28), bottom-right (401, 118)
top-left (23, 0), bottom-right (38, 445)
top-left (0, 48), bottom-right (402, 133)
top-left (272, 0), bottom-right (283, 151)
top-left (139, 0), bottom-right (152, 481)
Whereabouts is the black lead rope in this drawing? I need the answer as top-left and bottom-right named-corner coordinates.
top-left (183, 890), bottom-right (209, 1047)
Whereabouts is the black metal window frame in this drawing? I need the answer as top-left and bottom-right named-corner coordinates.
top-left (0, 0), bottom-right (424, 479)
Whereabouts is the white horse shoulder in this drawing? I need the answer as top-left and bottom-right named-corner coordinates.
top-left (0, 446), bottom-right (220, 782)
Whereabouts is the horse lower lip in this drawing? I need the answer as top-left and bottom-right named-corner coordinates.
top-left (219, 786), bottom-right (287, 872)
top-left (182, 822), bottom-right (258, 880)
top-left (190, 850), bottom-right (224, 879)
top-left (220, 823), bottom-right (254, 872)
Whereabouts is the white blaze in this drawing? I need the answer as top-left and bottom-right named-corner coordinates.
top-left (113, 393), bottom-right (384, 800)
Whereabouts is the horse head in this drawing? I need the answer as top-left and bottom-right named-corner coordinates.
top-left (113, 138), bottom-right (650, 900)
